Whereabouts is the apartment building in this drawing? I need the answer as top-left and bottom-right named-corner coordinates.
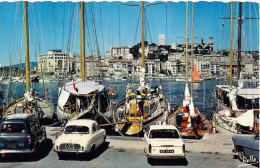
top-left (38, 49), bottom-right (76, 76)
top-left (108, 59), bottom-right (132, 78)
top-left (107, 46), bottom-right (131, 59)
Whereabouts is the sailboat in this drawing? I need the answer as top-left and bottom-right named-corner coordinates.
top-left (192, 64), bottom-right (202, 83)
top-left (56, 2), bottom-right (109, 123)
top-left (113, 1), bottom-right (170, 136)
top-left (213, 2), bottom-right (259, 134)
top-left (2, 1), bottom-right (54, 122)
top-left (167, 2), bottom-right (209, 138)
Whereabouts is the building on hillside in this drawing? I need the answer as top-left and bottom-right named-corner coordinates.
top-left (97, 62), bottom-right (109, 77)
top-left (159, 34), bottom-right (165, 46)
top-left (108, 59), bottom-right (132, 78)
top-left (132, 61), bottom-right (142, 77)
top-left (85, 56), bottom-right (100, 77)
top-left (165, 60), bottom-right (177, 76)
top-left (145, 59), bottom-right (160, 76)
top-left (38, 49), bottom-right (77, 76)
top-left (209, 60), bottom-right (220, 75)
top-left (107, 46), bottom-right (131, 59)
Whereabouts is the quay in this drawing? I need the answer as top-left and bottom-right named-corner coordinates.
top-left (46, 126), bottom-right (234, 155)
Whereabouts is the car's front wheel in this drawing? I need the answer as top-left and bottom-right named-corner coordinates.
top-left (90, 145), bottom-right (96, 158)
top-left (147, 158), bottom-right (154, 165)
top-left (58, 153), bottom-right (65, 160)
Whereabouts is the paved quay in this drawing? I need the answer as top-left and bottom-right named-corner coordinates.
top-left (46, 126), bottom-right (234, 155)
top-left (106, 133), bottom-right (234, 155)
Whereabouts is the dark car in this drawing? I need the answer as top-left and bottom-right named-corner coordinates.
top-left (0, 114), bottom-right (46, 159)
top-left (232, 132), bottom-right (259, 164)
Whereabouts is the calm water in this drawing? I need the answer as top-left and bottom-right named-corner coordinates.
top-left (0, 78), bottom-right (237, 119)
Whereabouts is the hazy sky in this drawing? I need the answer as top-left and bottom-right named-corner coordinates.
top-left (0, 1), bottom-right (259, 66)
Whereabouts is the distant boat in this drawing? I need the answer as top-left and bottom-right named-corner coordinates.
top-left (31, 76), bottom-right (39, 82)
top-left (192, 65), bottom-right (202, 83)
top-left (176, 76), bottom-right (188, 82)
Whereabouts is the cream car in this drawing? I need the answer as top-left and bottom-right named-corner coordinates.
top-left (54, 119), bottom-right (106, 159)
top-left (144, 125), bottom-right (185, 163)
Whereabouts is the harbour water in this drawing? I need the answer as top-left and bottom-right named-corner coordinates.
top-left (0, 78), bottom-right (237, 119)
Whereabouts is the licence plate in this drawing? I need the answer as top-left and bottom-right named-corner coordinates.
top-left (160, 150), bottom-right (174, 153)
top-left (7, 141), bottom-right (17, 149)
top-left (66, 143), bottom-right (73, 150)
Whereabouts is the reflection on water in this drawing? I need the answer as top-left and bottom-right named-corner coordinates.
top-left (0, 78), bottom-right (234, 119)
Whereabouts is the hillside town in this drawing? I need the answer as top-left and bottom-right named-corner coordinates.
top-left (37, 35), bottom-right (259, 80)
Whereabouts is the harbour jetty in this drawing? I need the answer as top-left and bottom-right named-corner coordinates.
top-left (46, 125), bottom-right (235, 155)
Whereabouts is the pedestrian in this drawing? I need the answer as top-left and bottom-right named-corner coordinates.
top-left (125, 98), bottom-right (131, 116)
top-left (159, 92), bottom-right (164, 105)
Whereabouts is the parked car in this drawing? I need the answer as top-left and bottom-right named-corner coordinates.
top-left (54, 119), bottom-right (106, 159)
top-left (232, 132), bottom-right (259, 164)
top-left (144, 124), bottom-right (185, 164)
top-left (0, 114), bottom-right (47, 159)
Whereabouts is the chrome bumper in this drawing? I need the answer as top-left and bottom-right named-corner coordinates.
top-left (54, 149), bottom-right (89, 153)
top-left (147, 153), bottom-right (185, 159)
top-left (0, 149), bottom-right (33, 154)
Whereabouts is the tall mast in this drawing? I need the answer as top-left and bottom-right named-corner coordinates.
top-left (191, 2), bottom-right (194, 98)
top-left (141, 1), bottom-right (145, 69)
top-left (24, 1), bottom-right (30, 91)
top-left (80, 2), bottom-right (85, 82)
top-left (237, 2), bottom-right (242, 80)
top-left (185, 2), bottom-right (189, 84)
top-left (9, 47), bottom-right (11, 77)
top-left (229, 1), bottom-right (233, 88)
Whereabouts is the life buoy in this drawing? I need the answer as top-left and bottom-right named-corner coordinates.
top-left (108, 90), bottom-right (116, 96)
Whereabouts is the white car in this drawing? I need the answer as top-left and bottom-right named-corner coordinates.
top-left (54, 119), bottom-right (106, 159)
top-left (144, 125), bottom-right (185, 163)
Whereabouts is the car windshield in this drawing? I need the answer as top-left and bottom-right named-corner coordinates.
top-left (1, 123), bottom-right (26, 133)
top-left (64, 125), bottom-right (89, 134)
top-left (149, 129), bottom-right (180, 139)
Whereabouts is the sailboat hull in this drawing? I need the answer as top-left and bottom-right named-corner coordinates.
top-left (115, 95), bottom-right (169, 136)
top-left (3, 96), bottom-right (53, 121)
top-left (167, 106), bottom-right (209, 139)
top-left (213, 85), bottom-right (259, 134)
top-left (56, 79), bottom-right (109, 122)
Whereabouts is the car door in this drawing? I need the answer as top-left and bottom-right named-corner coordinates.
top-left (35, 119), bottom-right (44, 143)
top-left (29, 119), bottom-right (37, 150)
top-left (143, 127), bottom-right (150, 152)
top-left (95, 123), bottom-right (103, 146)
top-left (91, 123), bottom-right (97, 147)
top-left (244, 134), bottom-right (259, 160)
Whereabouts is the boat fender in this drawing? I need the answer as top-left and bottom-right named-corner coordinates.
top-left (209, 124), bottom-right (213, 133)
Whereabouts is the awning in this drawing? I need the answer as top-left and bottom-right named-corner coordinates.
top-left (234, 110), bottom-right (254, 127)
top-left (58, 88), bottom-right (70, 110)
top-left (237, 88), bottom-right (260, 99)
top-left (63, 79), bottom-right (104, 95)
top-left (216, 85), bottom-right (260, 99)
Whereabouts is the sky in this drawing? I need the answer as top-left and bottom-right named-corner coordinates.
top-left (0, 1), bottom-right (259, 66)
